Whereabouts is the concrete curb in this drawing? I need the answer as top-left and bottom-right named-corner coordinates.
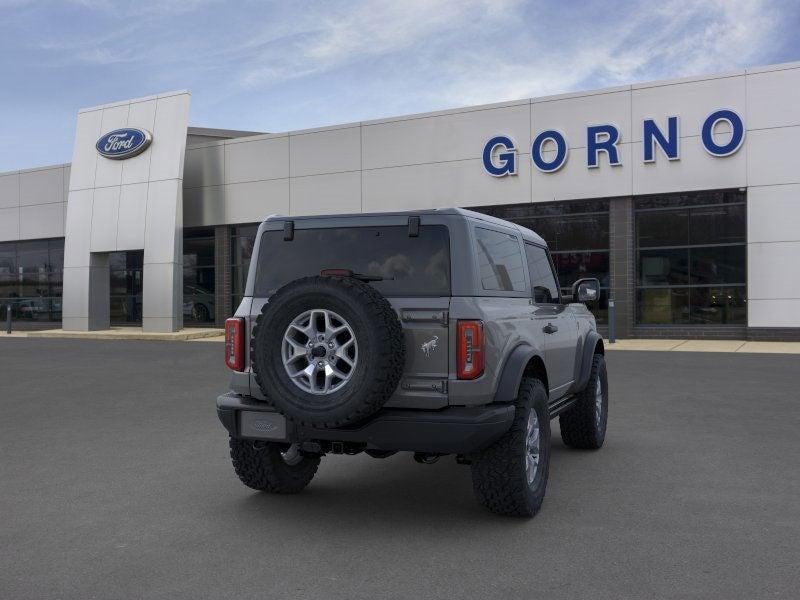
top-left (604, 339), bottom-right (800, 354)
top-left (10, 327), bottom-right (224, 341)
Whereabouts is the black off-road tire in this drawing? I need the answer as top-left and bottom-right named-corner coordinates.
top-left (229, 438), bottom-right (320, 493)
top-left (559, 353), bottom-right (608, 449)
top-left (470, 377), bottom-right (551, 518)
top-left (251, 276), bottom-right (405, 428)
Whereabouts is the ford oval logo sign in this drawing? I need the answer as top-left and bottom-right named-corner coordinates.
top-left (96, 128), bottom-right (152, 160)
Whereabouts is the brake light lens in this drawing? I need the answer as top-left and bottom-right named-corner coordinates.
top-left (457, 320), bottom-right (484, 380)
top-left (225, 317), bottom-right (246, 371)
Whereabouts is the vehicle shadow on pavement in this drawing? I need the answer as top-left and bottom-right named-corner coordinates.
top-left (220, 439), bottom-right (578, 529)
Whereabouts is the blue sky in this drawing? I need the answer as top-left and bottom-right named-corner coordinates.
top-left (1, 0), bottom-right (798, 171)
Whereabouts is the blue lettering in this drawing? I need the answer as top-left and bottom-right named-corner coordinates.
top-left (643, 116), bottom-right (679, 162)
top-left (702, 109), bottom-right (745, 157)
top-left (587, 124), bottom-right (621, 168)
top-left (482, 109), bottom-right (745, 177)
top-left (482, 135), bottom-right (517, 176)
top-left (531, 130), bottom-right (568, 173)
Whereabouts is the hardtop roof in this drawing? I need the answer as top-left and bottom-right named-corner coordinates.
top-left (263, 207), bottom-right (547, 247)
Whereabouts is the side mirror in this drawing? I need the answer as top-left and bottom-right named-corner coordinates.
top-left (572, 278), bottom-right (600, 304)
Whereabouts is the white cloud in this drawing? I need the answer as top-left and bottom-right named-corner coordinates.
top-left (20, 0), bottom-right (784, 101)
top-left (214, 0), bottom-right (785, 116)
top-left (236, 0), bottom-right (522, 88)
top-left (433, 0), bottom-right (783, 106)
top-left (5, 0), bottom-right (791, 124)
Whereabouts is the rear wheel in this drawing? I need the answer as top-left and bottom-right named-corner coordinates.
top-left (229, 437), bottom-right (320, 493)
top-left (559, 353), bottom-right (608, 449)
top-left (470, 377), bottom-right (550, 517)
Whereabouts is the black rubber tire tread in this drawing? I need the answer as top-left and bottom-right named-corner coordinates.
top-left (470, 377), bottom-right (550, 518)
top-left (229, 437), bottom-right (320, 493)
top-left (559, 353), bottom-right (608, 450)
top-left (251, 276), bottom-right (405, 428)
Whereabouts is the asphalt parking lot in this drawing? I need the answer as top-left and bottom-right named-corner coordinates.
top-left (1, 339), bottom-right (798, 599)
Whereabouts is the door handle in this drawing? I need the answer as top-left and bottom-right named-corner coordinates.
top-left (542, 323), bottom-right (558, 334)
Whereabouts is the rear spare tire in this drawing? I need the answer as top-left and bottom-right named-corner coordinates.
top-left (251, 276), bottom-right (405, 428)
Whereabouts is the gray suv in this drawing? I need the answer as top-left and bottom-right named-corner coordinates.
top-left (217, 208), bottom-right (608, 517)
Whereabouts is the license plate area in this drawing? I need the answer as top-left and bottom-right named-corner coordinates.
top-left (239, 411), bottom-right (288, 441)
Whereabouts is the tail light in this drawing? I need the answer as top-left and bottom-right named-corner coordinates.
top-left (457, 320), bottom-right (484, 380)
top-left (225, 317), bottom-right (246, 371)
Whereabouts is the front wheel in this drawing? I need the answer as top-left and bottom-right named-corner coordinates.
top-left (229, 438), bottom-right (320, 493)
top-left (470, 377), bottom-right (551, 517)
top-left (559, 353), bottom-right (608, 449)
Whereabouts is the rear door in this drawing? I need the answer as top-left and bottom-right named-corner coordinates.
top-left (525, 243), bottom-right (577, 397)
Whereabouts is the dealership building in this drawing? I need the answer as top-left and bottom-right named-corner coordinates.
top-left (1, 61), bottom-right (799, 339)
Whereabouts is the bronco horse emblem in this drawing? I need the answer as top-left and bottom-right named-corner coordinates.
top-left (420, 335), bottom-right (439, 357)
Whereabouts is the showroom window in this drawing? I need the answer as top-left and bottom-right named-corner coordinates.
top-left (475, 200), bottom-right (610, 323)
top-left (231, 223), bottom-right (259, 312)
top-left (183, 228), bottom-right (216, 325)
top-left (0, 238), bottom-right (64, 323)
top-left (109, 251), bottom-right (144, 325)
top-left (635, 190), bottom-right (746, 325)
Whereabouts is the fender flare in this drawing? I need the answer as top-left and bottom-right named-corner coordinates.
top-left (572, 331), bottom-right (604, 394)
top-left (493, 344), bottom-right (541, 404)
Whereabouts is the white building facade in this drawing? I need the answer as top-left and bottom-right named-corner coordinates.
top-left (1, 61), bottom-right (798, 339)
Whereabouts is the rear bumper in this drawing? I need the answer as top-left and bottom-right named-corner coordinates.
top-left (216, 392), bottom-right (515, 454)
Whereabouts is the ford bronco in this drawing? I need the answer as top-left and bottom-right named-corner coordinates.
top-left (217, 208), bottom-right (608, 517)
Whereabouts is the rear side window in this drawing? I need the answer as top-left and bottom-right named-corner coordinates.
top-left (254, 225), bottom-right (450, 297)
top-left (524, 243), bottom-right (560, 303)
top-left (474, 227), bottom-right (526, 292)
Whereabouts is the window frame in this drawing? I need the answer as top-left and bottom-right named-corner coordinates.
top-left (524, 242), bottom-right (562, 305)
top-left (230, 223), bottom-right (260, 311)
top-left (634, 190), bottom-right (747, 326)
top-left (0, 238), bottom-right (65, 323)
top-left (470, 223), bottom-right (531, 298)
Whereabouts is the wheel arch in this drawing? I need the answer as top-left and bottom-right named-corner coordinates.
top-left (494, 344), bottom-right (549, 403)
top-left (571, 331), bottom-right (604, 394)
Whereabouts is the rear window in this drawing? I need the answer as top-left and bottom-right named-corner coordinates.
top-left (254, 225), bottom-right (450, 297)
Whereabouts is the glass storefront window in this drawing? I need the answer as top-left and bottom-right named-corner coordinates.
top-left (637, 288), bottom-right (690, 324)
top-left (639, 249), bottom-right (689, 286)
top-left (552, 252), bottom-right (610, 289)
top-left (183, 228), bottom-right (215, 325)
top-left (474, 200), bottom-right (611, 324)
top-left (689, 286), bottom-right (747, 325)
top-left (635, 190), bottom-right (746, 325)
top-left (637, 210), bottom-right (688, 247)
top-left (109, 251), bottom-right (143, 325)
top-left (689, 246), bottom-right (746, 285)
top-left (689, 204), bottom-right (746, 245)
top-left (0, 238), bottom-right (64, 323)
